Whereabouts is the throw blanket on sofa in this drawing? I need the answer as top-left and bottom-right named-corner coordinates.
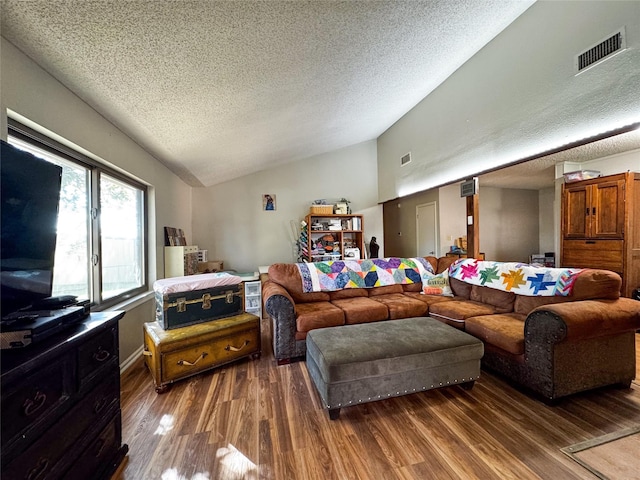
top-left (297, 257), bottom-right (434, 293)
top-left (449, 259), bottom-right (583, 296)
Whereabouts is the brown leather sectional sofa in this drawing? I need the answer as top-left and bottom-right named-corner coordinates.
top-left (263, 256), bottom-right (640, 401)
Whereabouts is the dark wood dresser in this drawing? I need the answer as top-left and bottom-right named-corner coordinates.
top-left (1, 311), bottom-right (128, 479)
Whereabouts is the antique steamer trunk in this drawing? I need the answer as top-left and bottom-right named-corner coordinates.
top-left (154, 273), bottom-right (243, 330)
top-left (143, 312), bottom-right (261, 393)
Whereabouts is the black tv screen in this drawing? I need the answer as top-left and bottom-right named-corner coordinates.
top-left (1, 140), bottom-right (62, 318)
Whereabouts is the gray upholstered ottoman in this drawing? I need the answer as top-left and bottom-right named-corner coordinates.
top-left (306, 316), bottom-right (484, 419)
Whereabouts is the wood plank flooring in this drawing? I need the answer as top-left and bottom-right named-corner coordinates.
top-left (114, 323), bottom-right (640, 480)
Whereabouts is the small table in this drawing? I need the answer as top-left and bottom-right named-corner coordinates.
top-left (306, 316), bottom-right (484, 419)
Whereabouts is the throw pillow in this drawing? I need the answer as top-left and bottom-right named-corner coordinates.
top-left (421, 270), bottom-right (453, 296)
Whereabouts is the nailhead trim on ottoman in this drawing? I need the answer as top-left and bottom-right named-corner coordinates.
top-left (306, 316), bottom-right (484, 419)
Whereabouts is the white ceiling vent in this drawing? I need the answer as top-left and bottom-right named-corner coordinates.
top-left (575, 28), bottom-right (626, 74)
top-left (401, 152), bottom-right (412, 167)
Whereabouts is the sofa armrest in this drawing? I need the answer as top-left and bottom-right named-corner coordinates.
top-left (263, 279), bottom-right (295, 309)
top-left (263, 280), bottom-right (300, 362)
top-left (525, 298), bottom-right (640, 344)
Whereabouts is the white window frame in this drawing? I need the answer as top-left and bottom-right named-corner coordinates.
top-left (8, 120), bottom-right (148, 309)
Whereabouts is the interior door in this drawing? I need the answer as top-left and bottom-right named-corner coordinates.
top-left (416, 202), bottom-right (438, 257)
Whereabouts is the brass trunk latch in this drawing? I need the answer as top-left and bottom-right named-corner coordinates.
top-left (177, 297), bottom-right (186, 313)
top-left (202, 293), bottom-right (212, 309)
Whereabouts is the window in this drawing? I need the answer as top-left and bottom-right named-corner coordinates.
top-left (8, 121), bottom-right (147, 308)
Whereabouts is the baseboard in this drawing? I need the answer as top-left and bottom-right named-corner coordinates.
top-left (120, 345), bottom-right (144, 373)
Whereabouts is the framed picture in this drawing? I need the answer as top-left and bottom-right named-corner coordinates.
top-left (263, 194), bottom-right (276, 211)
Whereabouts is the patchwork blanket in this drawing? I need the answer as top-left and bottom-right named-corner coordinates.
top-left (296, 257), bottom-right (434, 293)
top-left (449, 259), bottom-right (583, 296)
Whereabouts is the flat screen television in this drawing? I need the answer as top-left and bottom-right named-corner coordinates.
top-left (1, 140), bottom-right (62, 319)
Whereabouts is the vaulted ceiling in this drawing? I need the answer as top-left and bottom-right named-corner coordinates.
top-left (1, 0), bottom-right (536, 187)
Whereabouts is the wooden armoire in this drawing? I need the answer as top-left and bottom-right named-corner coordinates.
top-left (560, 171), bottom-right (640, 297)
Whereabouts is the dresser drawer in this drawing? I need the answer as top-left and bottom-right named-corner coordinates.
top-left (62, 412), bottom-right (123, 480)
top-left (77, 325), bottom-right (117, 391)
top-left (2, 375), bottom-right (120, 479)
top-left (1, 352), bottom-right (73, 453)
top-left (562, 239), bottom-right (624, 272)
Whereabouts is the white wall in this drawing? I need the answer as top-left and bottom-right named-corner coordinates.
top-left (437, 184), bottom-right (466, 257)
top-left (377, 1), bottom-right (640, 203)
top-left (581, 149), bottom-right (640, 176)
top-left (1, 38), bottom-right (193, 362)
top-left (538, 187), bottom-right (555, 256)
top-left (479, 187), bottom-right (539, 262)
top-left (191, 141), bottom-right (379, 272)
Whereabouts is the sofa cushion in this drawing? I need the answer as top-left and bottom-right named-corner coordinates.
top-left (435, 255), bottom-right (457, 273)
top-left (514, 295), bottom-right (569, 315)
top-left (465, 313), bottom-right (527, 355)
top-left (513, 269), bottom-right (622, 315)
top-left (424, 256), bottom-right (438, 272)
top-left (402, 282), bottom-right (423, 293)
top-left (331, 297), bottom-right (389, 324)
top-left (296, 301), bottom-right (345, 334)
top-left (404, 291), bottom-right (454, 306)
top-left (329, 288), bottom-right (368, 301)
top-left (268, 263), bottom-right (330, 303)
top-left (429, 300), bottom-right (502, 328)
top-left (370, 293), bottom-right (428, 319)
top-left (368, 285), bottom-right (404, 296)
top-left (470, 285), bottom-right (515, 313)
top-left (450, 277), bottom-right (472, 299)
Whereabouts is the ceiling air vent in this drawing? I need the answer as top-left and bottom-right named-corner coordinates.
top-left (400, 152), bottom-right (411, 167)
top-left (575, 28), bottom-right (626, 73)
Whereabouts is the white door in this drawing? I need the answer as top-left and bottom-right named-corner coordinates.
top-left (416, 202), bottom-right (438, 257)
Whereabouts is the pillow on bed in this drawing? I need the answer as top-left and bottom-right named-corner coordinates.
top-left (421, 270), bottom-right (453, 296)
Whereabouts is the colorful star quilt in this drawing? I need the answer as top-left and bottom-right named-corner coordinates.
top-left (449, 259), bottom-right (583, 296)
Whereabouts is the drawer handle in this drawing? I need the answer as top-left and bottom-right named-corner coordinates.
top-left (26, 457), bottom-right (49, 480)
top-left (93, 347), bottom-right (111, 363)
top-left (585, 240), bottom-right (596, 244)
top-left (23, 391), bottom-right (47, 417)
top-left (225, 340), bottom-right (250, 352)
top-left (94, 397), bottom-right (108, 414)
top-left (177, 352), bottom-right (208, 366)
top-left (93, 438), bottom-right (106, 458)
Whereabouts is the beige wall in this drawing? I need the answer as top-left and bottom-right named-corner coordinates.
top-left (377, 1), bottom-right (640, 203)
top-left (1, 38), bottom-right (192, 363)
top-left (191, 141), bottom-right (380, 272)
top-left (479, 187), bottom-right (539, 262)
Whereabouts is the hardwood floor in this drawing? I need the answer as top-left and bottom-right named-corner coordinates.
top-left (115, 326), bottom-right (640, 480)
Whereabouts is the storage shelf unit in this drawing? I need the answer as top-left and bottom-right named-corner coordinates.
top-left (244, 280), bottom-right (262, 318)
top-left (304, 214), bottom-right (364, 262)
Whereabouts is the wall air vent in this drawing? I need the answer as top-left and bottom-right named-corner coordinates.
top-left (575, 28), bottom-right (626, 73)
top-left (400, 152), bottom-right (411, 166)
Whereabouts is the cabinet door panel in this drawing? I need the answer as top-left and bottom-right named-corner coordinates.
top-left (563, 185), bottom-right (589, 238)
top-left (591, 180), bottom-right (625, 238)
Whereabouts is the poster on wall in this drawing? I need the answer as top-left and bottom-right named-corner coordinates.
top-left (263, 194), bottom-right (276, 211)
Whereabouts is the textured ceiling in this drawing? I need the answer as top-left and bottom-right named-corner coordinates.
top-left (1, 0), bottom-right (536, 187)
top-left (479, 128), bottom-right (640, 190)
